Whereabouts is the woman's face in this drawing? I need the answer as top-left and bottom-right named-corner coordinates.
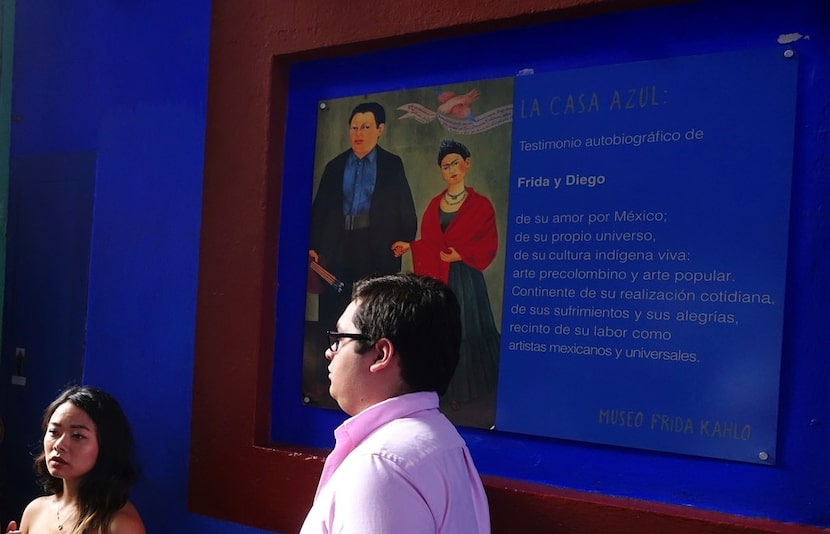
top-left (43, 401), bottom-right (99, 481)
top-left (440, 153), bottom-right (470, 187)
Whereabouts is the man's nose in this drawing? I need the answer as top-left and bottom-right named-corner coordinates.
top-left (325, 348), bottom-right (334, 361)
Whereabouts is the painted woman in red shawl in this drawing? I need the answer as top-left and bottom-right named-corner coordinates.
top-left (393, 140), bottom-right (500, 413)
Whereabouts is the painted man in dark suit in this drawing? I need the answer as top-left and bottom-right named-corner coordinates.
top-left (309, 102), bottom-right (417, 323)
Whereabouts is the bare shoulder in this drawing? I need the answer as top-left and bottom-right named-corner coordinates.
top-left (108, 501), bottom-right (145, 534)
top-left (18, 495), bottom-right (54, 533)
top-left (22, 495), bottom-right (52, 514)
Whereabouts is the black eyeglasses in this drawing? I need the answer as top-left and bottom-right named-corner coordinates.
top-left (326, 331), bottom-right (371, 352)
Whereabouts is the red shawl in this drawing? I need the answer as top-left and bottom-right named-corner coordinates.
top-left (410, 188), bottom-right (498, 284)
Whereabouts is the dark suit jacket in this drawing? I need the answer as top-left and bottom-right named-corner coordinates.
top-left (310, 145), bottom-right (417, 279)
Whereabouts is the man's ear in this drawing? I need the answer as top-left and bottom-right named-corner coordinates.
top-left (369, 337), bottom-right (395, 372)
top-left (377, 123), bottom-right (385, 135)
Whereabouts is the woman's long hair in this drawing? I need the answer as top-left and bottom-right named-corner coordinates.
top-left (33, 386), bottom-right (138, 533)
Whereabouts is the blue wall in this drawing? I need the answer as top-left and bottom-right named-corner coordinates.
top-left (2, 0), bottom-right (828, 532)
top-left (2, 1), bottom-right (269, 532)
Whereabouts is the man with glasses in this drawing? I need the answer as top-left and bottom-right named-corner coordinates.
top-left (300, 273), bottom-right (490, 534)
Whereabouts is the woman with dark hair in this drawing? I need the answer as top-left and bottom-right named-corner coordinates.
top-left (6, 386), bottom-right (144, 534)
top-left (392, 139), bottom-right (501, 414)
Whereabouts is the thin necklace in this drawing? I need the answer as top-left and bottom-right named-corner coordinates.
top-left (56, 501), bottom-right (64, 531)
top-left (443, 189), bottom-right (467, 205)
top-left (56, 500), bottom-right (73, 531)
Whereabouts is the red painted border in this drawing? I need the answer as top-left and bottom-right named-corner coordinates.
top-left (190, 1), bottom-right (820, 532)
top-left (483, 476), bottom-right (824, 533)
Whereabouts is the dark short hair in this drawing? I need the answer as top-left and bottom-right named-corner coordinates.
top-left (351, 273), bottom-right (462, 396)
top-left (437, 139), bottom-right (471, 166)
top-left (34, 386), bottom-right (138, 531)
top-left (349, 102), bottom-right (386, 127)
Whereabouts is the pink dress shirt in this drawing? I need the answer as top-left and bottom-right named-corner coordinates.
top-left (300, 391), bottom-right (490, 534)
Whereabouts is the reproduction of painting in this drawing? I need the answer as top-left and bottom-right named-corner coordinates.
top-left (294, 48), bottom-right (795, 464)
top-left (302, 77), bottom-right (514, 429)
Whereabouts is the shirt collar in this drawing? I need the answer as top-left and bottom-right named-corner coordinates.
top-left (350, 145), bottom-right (378, 164)
top-left (335, 391), bottom-right (438, 446)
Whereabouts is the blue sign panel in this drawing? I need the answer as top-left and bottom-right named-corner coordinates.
top-left (495, 48), bottom-right (797, 464)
